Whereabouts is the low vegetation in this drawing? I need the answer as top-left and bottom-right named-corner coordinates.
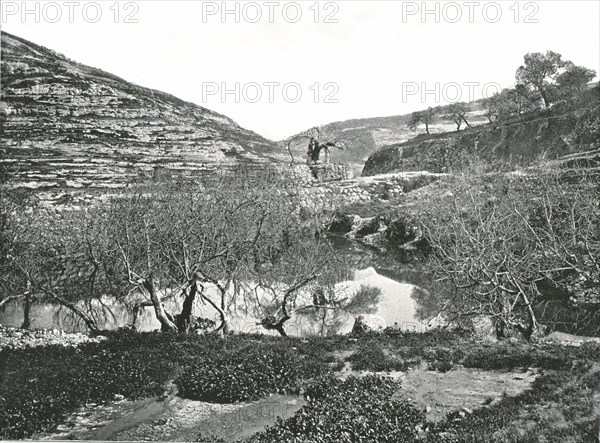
top-left (176, 343), bottom-right (325, 403)
top-left (248, 375), bottom-right (426, 443)
top-left (1, 329), bottom-right (599, 441)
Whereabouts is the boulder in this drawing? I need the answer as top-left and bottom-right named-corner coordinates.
top-left (352, 314), bottom-right (387, 335)
top-left (327, 212), bottom-right (355, 234)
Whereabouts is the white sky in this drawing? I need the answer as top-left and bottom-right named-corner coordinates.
top-left (1, 1), bottom-right (599, 140)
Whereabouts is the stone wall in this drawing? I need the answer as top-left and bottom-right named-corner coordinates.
top-left (208, 163), bottom-right (353, 188)
top-left (275, 170), bottom-right (444, 212)
top-left (36, 162), bottom-right (442, 213)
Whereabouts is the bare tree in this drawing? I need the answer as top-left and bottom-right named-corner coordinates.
top-left (249, 219), bottom-right (382, 337)
top-left (8, 207), bottom-right (117, 333)
top-left (0, 165), bottom-right (30, 316)
top-left (285, 126), bottom-right (353, 165)
top-left (418, 168), bottom-right (599, 339)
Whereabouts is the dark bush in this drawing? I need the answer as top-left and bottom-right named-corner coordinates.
top-left (175, 343), bottom-right (325, 403)
top-left (347, 341), bottom-right (419, 372)
top-left (0, 332), bottom-right (328, 438)
top-left (248, 375), bottom-right (426, 443)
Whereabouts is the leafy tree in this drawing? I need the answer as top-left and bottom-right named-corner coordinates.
top-left (483, 86), bottom-right (540, 122)
top-left (509, 84), bottom-right (542, 115)
top-left (516, 51), bottom-right (567, 107)
top-left (557, 63), bottom-right (597, 94)
top-left (442, 102), bottom-right (471, 131)
top-left (407, 107), bottom-right (437, 134)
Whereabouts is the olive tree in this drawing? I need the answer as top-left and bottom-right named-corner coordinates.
top-left (557, 64), bottom-right (597, 94)
top-left (441, 103), bottom-right (471, 131)
top-left (515, 51), bottom-right (595, 107)
top-left (516, 51), bottom-right (566, 108)
top-left (285, 126), bottom-right (353, 165)
top-left (407, 107), bottom-right (437, 135)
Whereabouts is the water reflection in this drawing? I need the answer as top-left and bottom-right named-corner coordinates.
top-left (0, 267), bottom-right (428, 336)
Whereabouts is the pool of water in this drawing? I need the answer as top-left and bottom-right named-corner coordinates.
top-left (0, 267), bottom-right (427, 336)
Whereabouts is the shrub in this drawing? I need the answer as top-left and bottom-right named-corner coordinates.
top-left (248, 375), bottom-right (426, 443)
top-left (175, 343), bottom-right (325, 403)
top-left (347, 341), bottom-right (419, 372)
top-left (0, 332), bottom-right (327, 438)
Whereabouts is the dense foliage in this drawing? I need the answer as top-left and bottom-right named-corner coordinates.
top-left (347, 340), bottom-right (418, 372)
top-left (248, 375), bottom-right (426, 443)
top-left (176, 343), bottom-right (326, 403)
top-left (0, 331), bottom-right (330, 439)
top-left (1, 329), bottom-right (599, 441)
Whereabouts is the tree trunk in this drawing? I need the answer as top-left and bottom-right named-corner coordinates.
top-left (462, 115), bottom-right (471, 127)
top-left (21, 293), bottom-right (31, 330)
top-left (258, 320), bottom-right (288, 337)
top-left (56, 296), bottom-right (99, 333)
top-left (201, 291), bottom-right (229, 335)
top-left (425, 121), bottom-right (430, 134)
top-left (215, 318), bottom-right (230, 335)
top-left (132, 304), bottom-right (142, 328)
top-left (142, 276), bottom-right (178, 332)
top-left (523, 298), bottom-right (541, 340)
top-left (275, 324), bottom-right (287, 337)
top-left (176, 281), bottom-right (198, 333)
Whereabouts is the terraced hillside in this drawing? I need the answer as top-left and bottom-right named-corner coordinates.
top-left (282, 103), bottom-right (490, 170)
top-left (0, 31), bottom-right (279, 201)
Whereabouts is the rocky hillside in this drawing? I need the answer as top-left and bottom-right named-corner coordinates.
top-left (363, 87), bottom-right (600, 176)
top-left (282, 103), bottom-right (490, 171)
top-left (0, 31), bottom-right (279, 199)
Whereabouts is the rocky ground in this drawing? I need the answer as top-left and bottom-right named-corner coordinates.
top-left (0, 325), bottom-right (107, 350)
